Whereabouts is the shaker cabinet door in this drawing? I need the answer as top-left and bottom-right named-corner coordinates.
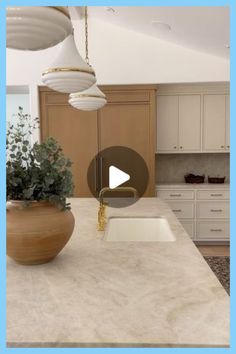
top-left (157, 95), bottom-right (178, 152)
top-left (99, 101), bottom-right (154, 196)
top-left (179, 95), bottom-right (201, 151)
top-left (203, 94), bottom-right (226, 151)
top-left (40, 91), bottom-right (98, 197)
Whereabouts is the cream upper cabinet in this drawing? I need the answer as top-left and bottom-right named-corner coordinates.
top-left (179, 95), bottom-right (201, 151)
top-left (156, 85), bottom-right (230, 154)
top-left (203, 94), bottom-right (226, 151)
top-left (157, 94), bottom-right (201, 152)
top-left (157, 95), bottom-right (178, 152)
top-left (226, 94), bottom-right (230, 150)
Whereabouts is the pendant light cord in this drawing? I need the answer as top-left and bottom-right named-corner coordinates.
top-left (85, 6), bottom-right (89, 65)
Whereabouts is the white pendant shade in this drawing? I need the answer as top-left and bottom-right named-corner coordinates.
top-left (7, 7), bottom-right (72, 50)
top-left (42, 34), bottom-right (96, 93)
top-left (69, 84), bottom-right (107, 111)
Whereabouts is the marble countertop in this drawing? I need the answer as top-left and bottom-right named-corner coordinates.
top-left (7, 198), bottom-right (229, 348)
top-left (156, 183), bottom-right (230, 189)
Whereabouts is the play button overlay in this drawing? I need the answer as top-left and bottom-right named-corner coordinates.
top-left (109, 165), bottom-right (130, 189)
top-left (87, 146), bottom-right (149, 208)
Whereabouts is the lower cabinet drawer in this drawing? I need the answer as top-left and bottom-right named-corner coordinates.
top-left (196, 220), bottom-right (229, 240)
top-left (196, 190), bottom-right (229, 200)
top-left (197, 201), bottom-right (229, 219)
top-left (180, 220), bottom-right (195, 239)
top-left (168, 201), bottom-right (194, 219)
top-left (157, 189), bottom-right (194, 200)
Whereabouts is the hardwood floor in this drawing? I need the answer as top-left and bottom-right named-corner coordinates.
top-left (197, 245), bottom-right (230, 257)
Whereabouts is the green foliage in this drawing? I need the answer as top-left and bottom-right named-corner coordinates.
top-left (7, 107), bottom-right (74, 210)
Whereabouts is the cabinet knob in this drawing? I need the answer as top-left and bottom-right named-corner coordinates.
top-left (227, 145), bottom-right (230, 149)
top-left (173, 146), bottom-right (177, 149)
top-left (221, 145), bottom-right (225, 149)
top-left (180, 146), bottom-right (183, 149)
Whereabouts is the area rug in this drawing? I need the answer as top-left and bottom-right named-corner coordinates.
top-left (204, 256), bottom-right (230, 295)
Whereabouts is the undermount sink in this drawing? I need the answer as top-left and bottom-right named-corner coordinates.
top-left (104, 217), bottom-right (176, 242)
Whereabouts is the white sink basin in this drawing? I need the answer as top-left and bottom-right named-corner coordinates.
top-left (104, 217), bottom-right (176, 242)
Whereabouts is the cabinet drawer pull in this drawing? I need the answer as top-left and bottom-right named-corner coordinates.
top-left (169, 194), bottom-right (182, 197)
top-left (210, 193), bottom-right (223, 197)
top-left (210, 229), bottom-right (222, 232)
top-left (173, 209), bottom-right (182, 212)
top-left (210, 209), bottom-right (223, 212)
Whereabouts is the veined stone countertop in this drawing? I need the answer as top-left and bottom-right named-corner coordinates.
top-left (156, 183), bottom-right (230, 189)
top-left (7, 198), bottom-right (229, 348)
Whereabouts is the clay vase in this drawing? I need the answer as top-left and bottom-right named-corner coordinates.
top-left (7, 201), bottom-right (75, 265)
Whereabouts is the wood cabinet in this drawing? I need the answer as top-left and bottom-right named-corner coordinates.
top-left (39, 85), bottom-right (157, 197)
top-left (40, 91), bottom-right (98, 197)
top-left (99, 90), bottom-right (156, 196)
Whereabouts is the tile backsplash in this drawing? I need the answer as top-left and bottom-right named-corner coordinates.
top-left (156, 153), bottom-right (230, 184)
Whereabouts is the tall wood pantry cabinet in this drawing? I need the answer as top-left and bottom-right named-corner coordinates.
top-left (39, 85), bottom-right (157, 197)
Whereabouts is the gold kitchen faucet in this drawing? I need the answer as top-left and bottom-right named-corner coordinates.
top-left (97, 187), bottom-right (138, 231)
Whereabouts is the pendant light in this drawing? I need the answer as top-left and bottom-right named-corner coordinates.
top-left (68, 7), bottom-right (107, 111)
top-left (42, 33), bottom-right (96, 93)
top-left (7, 7), bottom-right (72, 50)
top-left (69, 84), bottom-right (107, 111)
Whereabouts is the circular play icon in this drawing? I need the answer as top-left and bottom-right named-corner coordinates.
top-left (87, 146), bottom-right (149, 208)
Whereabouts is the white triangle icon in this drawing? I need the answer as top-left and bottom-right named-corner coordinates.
top-left (109, 165), bottom-right (130, 189)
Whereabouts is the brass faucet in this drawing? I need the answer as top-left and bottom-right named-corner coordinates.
top-left (97, 201), bottom-right (107, 231)
top-left (97, 187), bottom-right (138, 231)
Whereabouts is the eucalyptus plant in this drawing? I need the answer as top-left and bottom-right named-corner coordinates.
top-left (6, 107), bottom-right (74, 210)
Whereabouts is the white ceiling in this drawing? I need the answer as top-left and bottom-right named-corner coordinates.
top-left (82, 6), bottom-right (230, 58)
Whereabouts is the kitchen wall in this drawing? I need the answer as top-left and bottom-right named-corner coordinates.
top-left (7, 18), bottom-right (229, 88)
top-left (6, 17), bottom-right (229, 146)
top-left (155, 153), bottom-right (230, 184)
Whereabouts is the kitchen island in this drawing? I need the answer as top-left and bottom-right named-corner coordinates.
top-left (7, 198), bottom-right (229, 347)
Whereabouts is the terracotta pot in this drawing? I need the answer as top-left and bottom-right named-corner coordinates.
top-left (7, 201), bottom-right (75, 265)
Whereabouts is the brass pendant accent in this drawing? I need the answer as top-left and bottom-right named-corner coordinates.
top-left (70, 94), bottom-right (106, 99)
top-left (42, 67), bottom-right (96, 76)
